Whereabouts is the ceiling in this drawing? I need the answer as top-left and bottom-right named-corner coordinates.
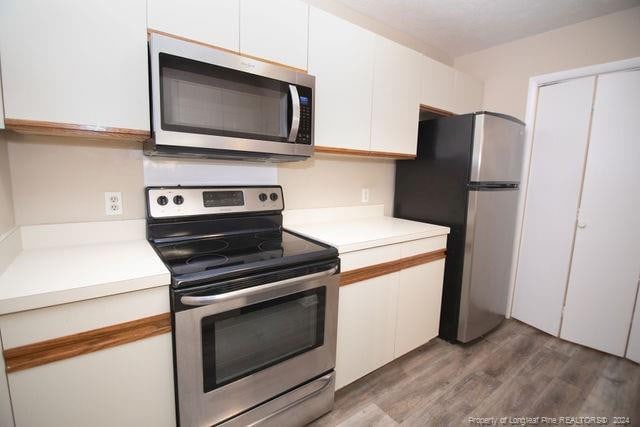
top-left (333, 0), bottom-right (640, 57)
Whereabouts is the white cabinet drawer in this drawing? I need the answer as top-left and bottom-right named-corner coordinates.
top-left (340, 236), bottom-right (447, 272)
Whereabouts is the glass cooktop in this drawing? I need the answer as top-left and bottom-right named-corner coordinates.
top-left (154, 229), bottom-right (335, 282)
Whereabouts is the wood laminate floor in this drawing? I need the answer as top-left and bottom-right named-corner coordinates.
top-left (310, 319), bottom-right (640, 426)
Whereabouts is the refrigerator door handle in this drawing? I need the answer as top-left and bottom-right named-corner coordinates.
top-left (468, 182), bottom-right (519, 191)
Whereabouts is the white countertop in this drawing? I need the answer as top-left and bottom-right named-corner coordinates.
top-left (0, 220), bottom-right (170, 315)
top-left (284, 205), bottom-right (450, 253)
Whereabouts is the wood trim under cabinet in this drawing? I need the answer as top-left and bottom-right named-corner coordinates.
top-left (147, 28), bottom-right (308, 74)
top-left (4, 119), bottom-right (150, 142)
top-left (340, 248), bottom-right (446, 286)
top-left (3, 313), bottom-right (171, 373)
top-left (419, 104), bottom-right (455, 117)
top-left (314, 146), bottom-right (416, 160)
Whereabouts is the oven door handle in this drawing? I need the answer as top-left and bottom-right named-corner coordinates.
top-left (180, 266), bottom-right (338, 307)
top-left (287, 84), bottom-right (300, 142)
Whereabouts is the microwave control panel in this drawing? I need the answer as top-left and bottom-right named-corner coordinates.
top-left (296, 86), bottom-right (313, 145)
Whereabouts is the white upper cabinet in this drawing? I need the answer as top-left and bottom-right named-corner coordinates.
top-left (421, 56), bottom-right (455, 112)
top-left (148, 0), bottom-right (240, 51)
top-left (240, 0), bottom-right (309, 70)
top-left (308, 7), bottom-right (374, 151)
top-left (0, 0), bottom-right (149, 131)
top-left (452, 70), bottom-right (484, 114)
top-left (370, 36), bottom-right (422, 155)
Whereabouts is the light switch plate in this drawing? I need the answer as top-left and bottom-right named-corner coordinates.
top-left (105, 192), bottom-right (123, 216)
top-left (361, 188), bottom-right (370, 203)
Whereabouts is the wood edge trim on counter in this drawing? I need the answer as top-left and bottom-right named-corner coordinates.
top-left (3, 313), bottom-right (171, 373)
top-left (314, 146), bottom-right (416, 160)
top-left (340, 248), bottom-right (446, 286)
top-left (147, 28), bottom-right (308, 74)
top-left (4, 119), bottom-right (150, 142)
top-left (419, 104), bottom-right (455, 117)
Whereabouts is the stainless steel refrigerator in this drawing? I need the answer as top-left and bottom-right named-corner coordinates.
top-left (394, 112), bottom-right (525, 343)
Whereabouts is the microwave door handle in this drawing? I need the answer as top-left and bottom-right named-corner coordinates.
top-left (288, 84), bottom-right (300, 142)
top-left (180, 266), bottom-right (338, 307)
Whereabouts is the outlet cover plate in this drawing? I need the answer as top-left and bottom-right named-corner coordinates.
top-left (104, 192), bottom-right (123, 216)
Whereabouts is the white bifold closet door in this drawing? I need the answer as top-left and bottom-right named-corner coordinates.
top-left (560, 70), bottom-right (640, 356)
top-left (511, 76), bottom-right (595, 335)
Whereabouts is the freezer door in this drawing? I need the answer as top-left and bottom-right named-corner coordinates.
top-left (458, 187), bottom-right (519, 342)
top-left (470, 113), bottom-right (525, 183)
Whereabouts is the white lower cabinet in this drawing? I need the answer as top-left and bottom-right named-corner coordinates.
top-left (335, 273), bottom-right (399, 390)
top-left (335, 244), bottom-right (446, 390)
top-left (8, 335), bottom-right (175, 427)
top-left (395, 260), bottom-right (445, 358)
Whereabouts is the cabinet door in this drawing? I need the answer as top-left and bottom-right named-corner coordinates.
top-left (0, 0), bottom-right (149, 130)
top-left (452, 70), bottom-right (483, 114)
top-left (240, 0), bottom-right (308, 70)
top-left (395, 260), bottom-right (445, 358)
top-left (148, 0), bottom-right (239, 51)
top-left (560, 70), bottom-right (640, 356)
top-left (335, 273), bottom-right (399, 390)
top-left (8, 335), bottom-right (175, 427)
top-left (512, 77), bottom-right (595, 336)
top-left (370, 36), bottom-right (422, 156)
top-left (421, 56), bottom-right (455, 112)
top-left (626, 284), bottom-right (640, 363)
top-left (308, 7), bottom-right (374, 151)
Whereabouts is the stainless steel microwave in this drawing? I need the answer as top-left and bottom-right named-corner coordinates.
top-left (145, 33), bottom-right (315, 162)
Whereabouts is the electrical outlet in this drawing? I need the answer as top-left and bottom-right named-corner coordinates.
top-left (104, 192), bottom-right (123, 216)
top-left (361, 188), bottom-right (370, 203)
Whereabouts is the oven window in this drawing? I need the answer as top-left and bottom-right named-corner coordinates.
top-left (201, 288), bottom-right (325, 392)
top-left (159, 53), bottom-right (291, 142)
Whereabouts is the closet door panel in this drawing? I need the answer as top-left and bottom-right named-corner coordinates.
top-left (511, 77), bottom-right (595, 335)
top-left (560, 70), bottom-right (640, 356)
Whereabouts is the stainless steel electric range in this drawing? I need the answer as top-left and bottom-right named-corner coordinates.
top-left (146, 186), bottom-right (339, 427)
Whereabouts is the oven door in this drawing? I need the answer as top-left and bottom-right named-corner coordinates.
top-left (148, 33), bottom-right (314, 160)
top-left (174, 263), bottom-right (338, 427)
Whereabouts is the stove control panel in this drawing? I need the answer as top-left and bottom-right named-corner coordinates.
top-left (147, 186), bottom-right (284, 219)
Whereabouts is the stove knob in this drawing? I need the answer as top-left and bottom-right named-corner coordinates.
top-left (173, 195), bottom-right (184, 205)
top-left (259, 193), bottom-right (268, 202)
top-left (157, 196), bottom-right (168, 206)
top-left (270, 192), bottom-right (279, 201)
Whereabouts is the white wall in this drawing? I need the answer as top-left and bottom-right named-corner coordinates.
top-left (278, 154), bottom-right (396, 216)
top-left (454, 6), bottom-right (640, 120)
top-left (2, 133), bottom-right (396, 226)
top-left (7, 134), bottom-right (145, 225)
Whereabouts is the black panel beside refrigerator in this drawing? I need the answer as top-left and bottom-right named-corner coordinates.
top-left (394, 112), bottom-right (525, 343)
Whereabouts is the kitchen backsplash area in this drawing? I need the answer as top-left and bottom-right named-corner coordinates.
top-left (1, 133), bottom-right (395, 226)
